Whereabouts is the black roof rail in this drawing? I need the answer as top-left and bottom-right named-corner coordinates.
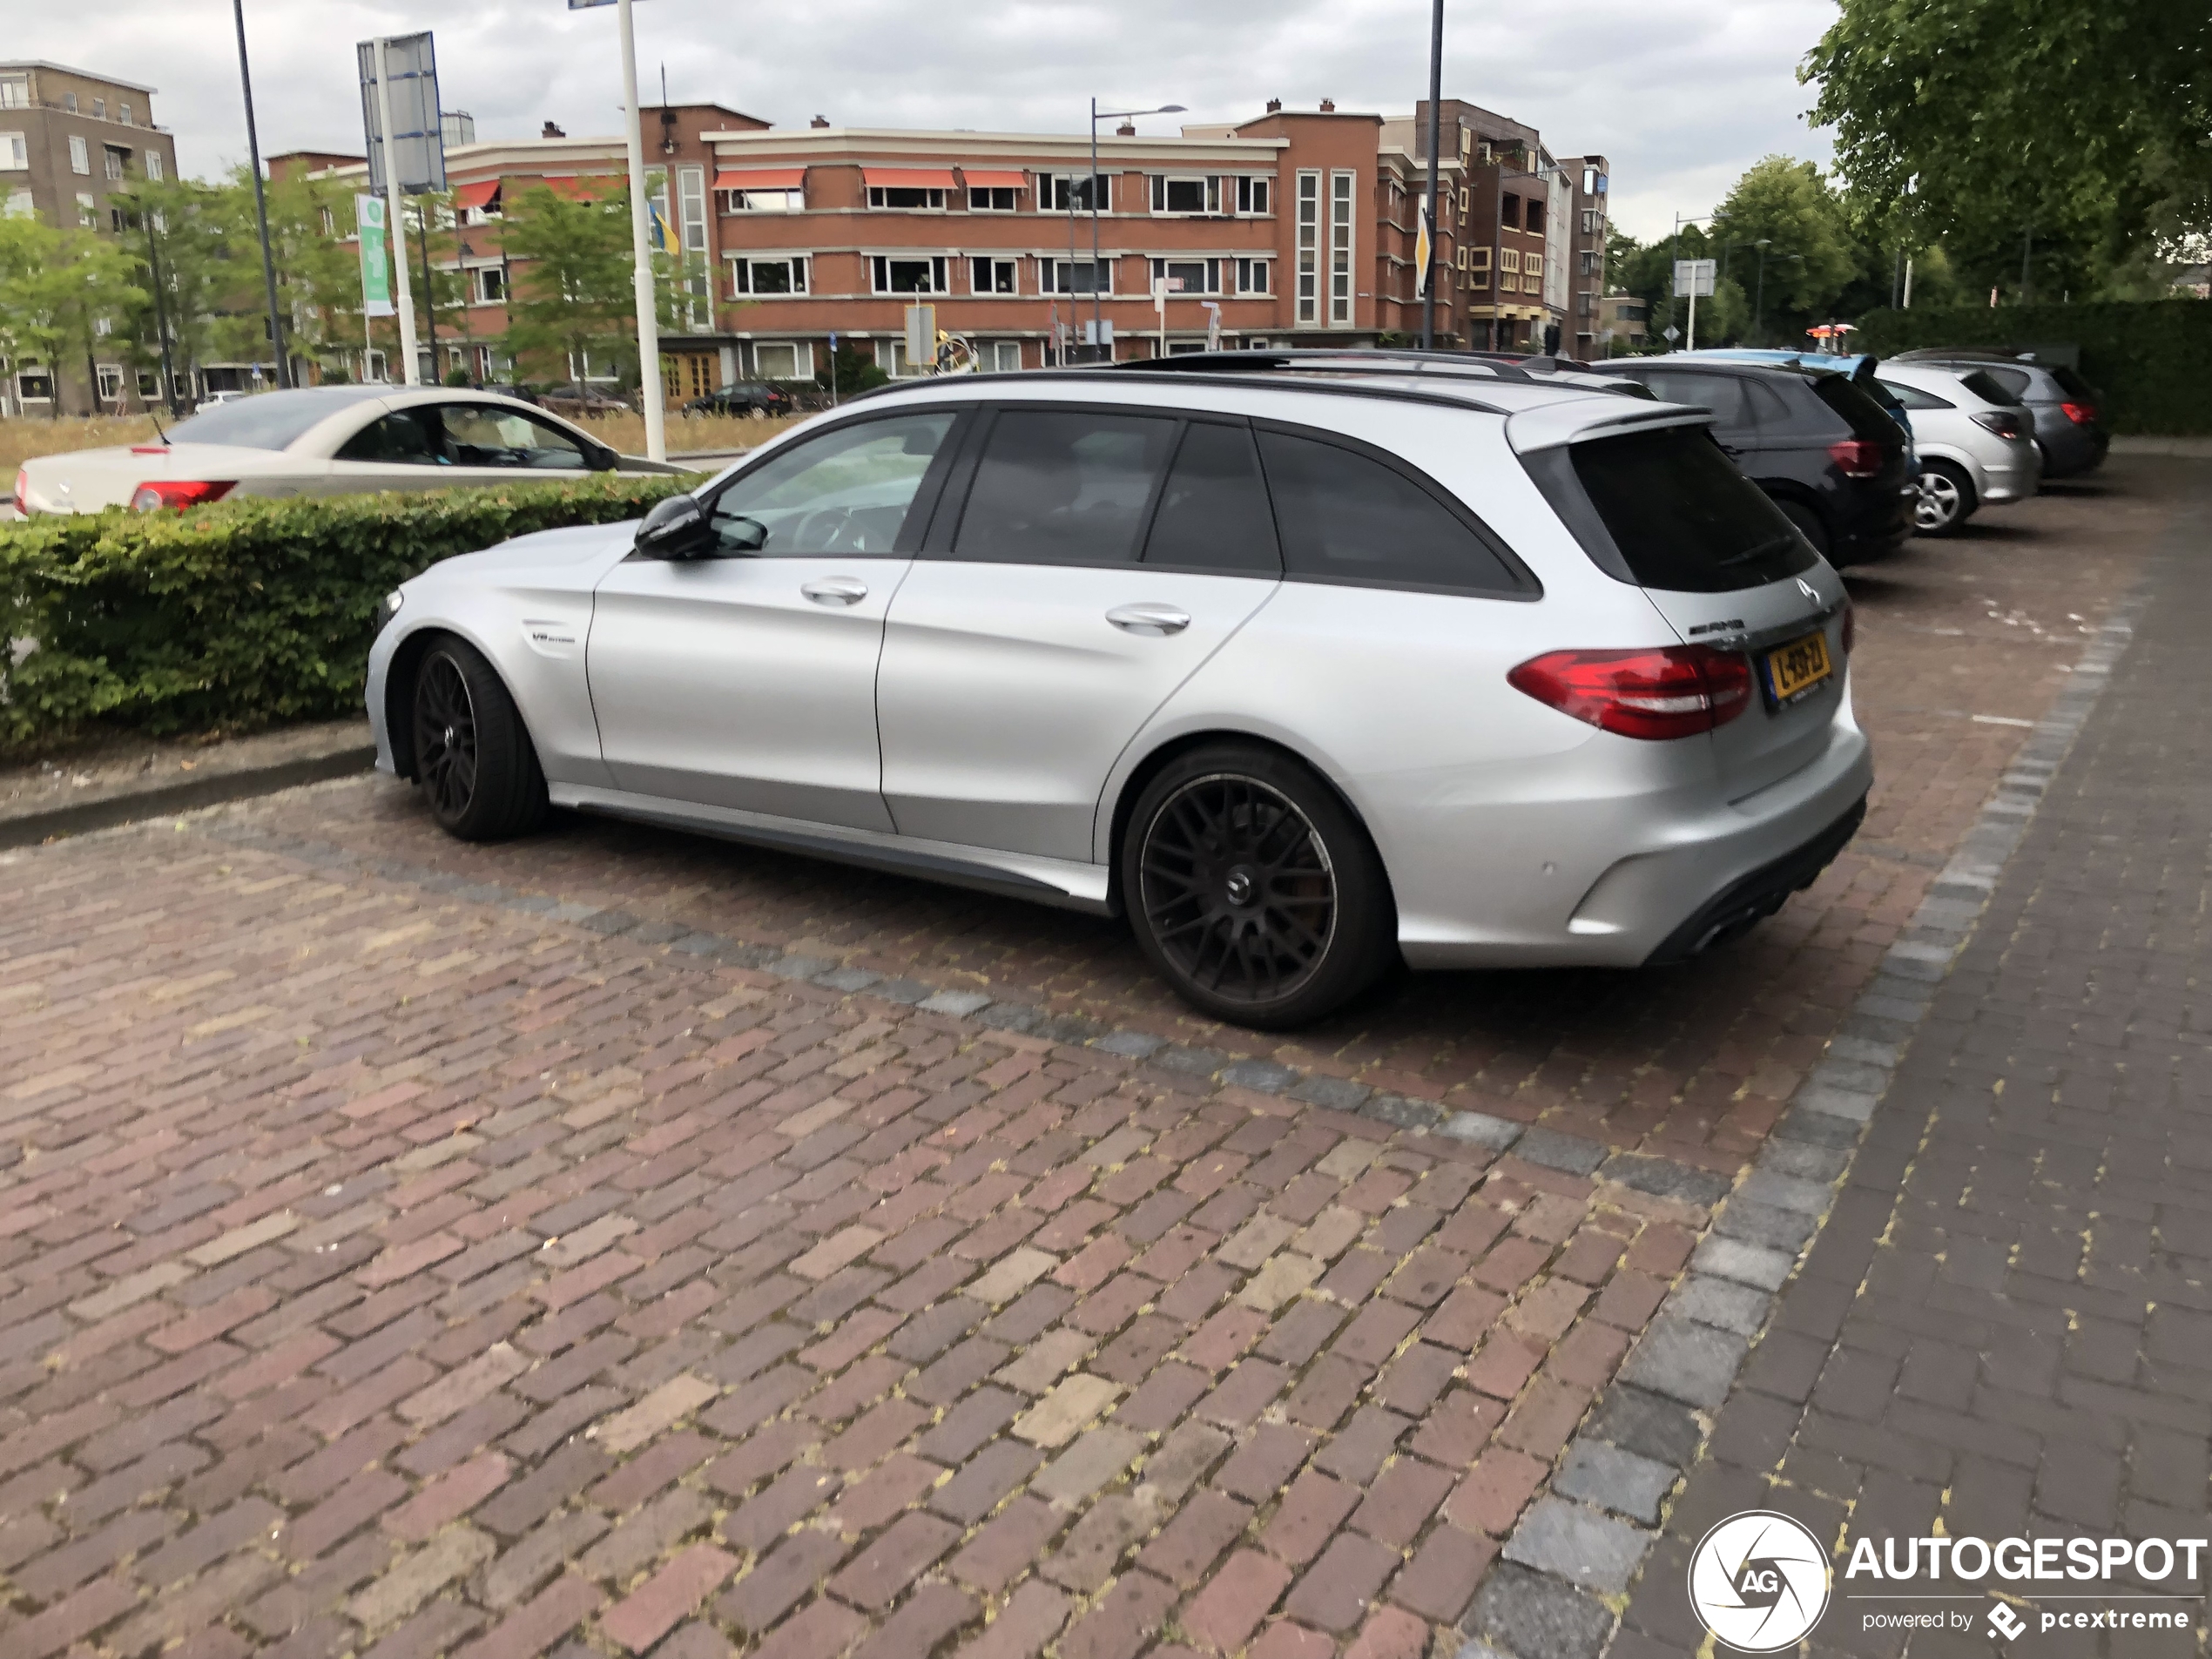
top-left (1109, 347), bottom-right (1539, 384)
top-left (840, 365), bottom-right (1512, 417)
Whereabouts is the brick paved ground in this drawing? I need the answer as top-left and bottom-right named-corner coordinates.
top-left (0, 465), bottom-right (2184, 1659)
top-left (1613, 459), bottom-right (2212, 1659)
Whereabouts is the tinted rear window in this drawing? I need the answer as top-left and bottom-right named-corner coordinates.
top-left (1961, 369), bottom-right (2023, 405)
top-left (1810, 374), bottom-right (1903, 441)
top-left (1256, 428), bottom-right (1527, 596)
top-left (165, 390), bottom-right (378, 450)
top-left (954, 410), bottom-right (1177, 565)
top-left (1143, 421), bottom-right (1279, 574)
top-left (1526, 426), bottom-right (1817, 593)
top-left (2049, 365), bottom-right (2094, 400)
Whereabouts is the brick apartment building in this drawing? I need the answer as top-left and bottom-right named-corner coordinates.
top-left (292, 94), bottom-right (1612, 393)
top-left (1, 60), bottom-right (179, 415)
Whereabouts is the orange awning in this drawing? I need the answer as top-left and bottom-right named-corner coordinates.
top-left (863, 167), bottom-right (956, 190)
top-left (961, 169), bottom-right (1028, 190)
top-left (714, 167), bottom-right (806, 190)
top-left (452, 179), bottom-right (500, 211)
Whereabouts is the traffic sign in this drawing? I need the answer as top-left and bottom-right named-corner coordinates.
top-left (1672, 258), bottom-right (1716, 298)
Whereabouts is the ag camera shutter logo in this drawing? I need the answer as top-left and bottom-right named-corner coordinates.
top-left (1689, 1511), bottom-right (1831, 1651)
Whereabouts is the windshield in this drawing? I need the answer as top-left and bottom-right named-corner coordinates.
top-left (2049, 365), bottom-right (2095, 400)
top-left (164, 389), bottom-right (382, 451)
top-left (1523, 425), bottom-right (1819, 593)
top-left (1811, 374), bottom-right (1905, 440)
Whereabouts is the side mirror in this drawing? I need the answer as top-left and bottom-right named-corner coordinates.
top-left (634, 493), bottom-right (718, 560)
top-left (590, 442), bottom-right (619, 472)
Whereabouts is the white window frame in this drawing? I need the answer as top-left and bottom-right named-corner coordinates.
top-left (1235, 256), bottom-right (1271, 296)
top-left (472, 266), bottom-right (506, 304)
top-left (6, 188), bottom-right (33, 219)
top-left (1328, 170), bottom-right (1354, 326)
top-left (987, 341), bottom-right (1022, 373)
top-left (870, 253), bottom-right (949, 295)
top-left (1150, 174), bottom-right (1218, 216)
top-left (1149, 256), bottom-right (1220, 296)
top-left (69, 135), bottom-right (91, 175)
top-left (0, 133), bottom-right (25, 172)
top-left (968, 185), bottom-right (1019, 212)
top-left (1039, 173), bottom-right (1109, 213)
top-left (118, 102), bottom-right (132, 126)
top-left (1043, 258), bottom-right (1113, 297)
top-left (751, 341), bottom-right (813, 381)
top-left (725, 186), bottom-right (802, 213)
top-left (729, 253), bottom-right (811, 297)
top-left (0, 76), bottom-right (28, 111)
top-left (76, 191), bottom-right (97, 228)
top-left (867, 184), bottom-right (946, 211)
top-left (969, 256), bottom-right (1017, 295)
top-left (1501, 248), bottom-right (1521, 274)
top-left (678, 165), bottom-right (708, 253)
top-left (1234, 176), bottom-right (1270, 216)
top-left (145, 152), bottom-right (164, 182)
top-left (1296, 170), bottom-right (1319, 325)
top-left (104, 146), bottom-right (125, 181)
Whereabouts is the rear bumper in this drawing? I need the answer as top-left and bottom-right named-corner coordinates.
top-left (2037, 420), bottom-right (2107, 479)
top-left (1831, 484), bottom-right (1915, 563)
top-left (1643, 794), bottom-right (1866, 963)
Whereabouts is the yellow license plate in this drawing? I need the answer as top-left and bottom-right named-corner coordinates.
top-left (1764, 630), bottom-right (1833, 704)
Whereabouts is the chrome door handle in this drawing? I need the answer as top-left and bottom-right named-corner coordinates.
top-left (801, 577), bottom-right (868, 606)
top-left (1106, 603), bottom-right (1191, 637)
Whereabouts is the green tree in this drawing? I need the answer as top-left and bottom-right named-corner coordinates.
top-left (1803, 0), bottom-right (2209, 295)
top-left (1710, 158), bottom-right (1865, 346)
top-left (0, 211), bottom-right (145, 415)
top-left (500, 183), bottom-right (635, 387)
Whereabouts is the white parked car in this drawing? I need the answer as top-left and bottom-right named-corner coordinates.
top-left (11, 386), bottom-right (682, 516)
top-left (366, 354), bottom-right (1872, 1027)
top-left (1874, 363), bottom-right (2042, 535)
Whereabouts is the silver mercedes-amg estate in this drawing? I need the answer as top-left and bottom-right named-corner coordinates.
top-left (366, 353), bottom-right (1871, 1027)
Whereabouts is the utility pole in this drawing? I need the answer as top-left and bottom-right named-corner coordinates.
top-left (232, 0), bottom-right (291, 387)
top-left (373, 38), bottom-right (420, 384)
top-left (616, 0), bottom-right (667, 459)
top-left (1419, 0), bottom-right (1443, 350)
top-left (418, 202), bottom-right (438, 381)
top-left (139, 200), bottom-right (180, 415)
top-left (1089, 98), bottom-right (1103, 357)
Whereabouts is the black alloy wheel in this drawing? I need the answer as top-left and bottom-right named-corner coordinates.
top-left (409, 636), bottom-right (549, 840)
top-left (1123, 744), bottom-right (1396, 1028)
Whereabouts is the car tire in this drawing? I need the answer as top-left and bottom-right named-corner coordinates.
top-left (1914, 460), bottom-right (1975, 536)
top-left (1120, 743), bottom-right (1397, 1028)
top-left (1778, 499), bottom-right (1831, 560)
top-left (411, 636), bottom-right (548, 841)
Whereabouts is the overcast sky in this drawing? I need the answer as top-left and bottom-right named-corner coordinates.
top-left (16, 0), bottom-right (1841, 242)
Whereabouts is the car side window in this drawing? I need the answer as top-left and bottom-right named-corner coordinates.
top-left (1642, 372), bottom-right (1751, 428)
top-left (952, 409), bottom-right (1178, 566)
top-left (1879, 380), bottom-right (1953, 411)
top-left (1977, 366), bottom-right (2032, 399)
top-left (440, 405), bottom-right (590, 469)
top-left (335, 409), bottom-right (444, 465)
top-left (702, 411), bottom-right (957, 557)
top-left (1745, 380), bottom-right (1794, 424)
top-left (1256, 428), bottom-right (1528, 597)
top-left (1141, 421), bottom-right (1280, 576)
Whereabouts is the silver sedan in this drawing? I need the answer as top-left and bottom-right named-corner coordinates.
top-left (1876, 363), bottom-right (2042, 535)
top-left (367, 360), bottom-right (1871, 1026)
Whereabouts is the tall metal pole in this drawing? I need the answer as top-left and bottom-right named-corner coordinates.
top-left (140, 202), bottom-right (179, 415)
top-left (1089, 99), bottom-right (1103, 359)
top-left (233, 0), bottom-right (291, 387)
top-left (1754, 243), bottom-right (1767, 345)
top-left (618, 0), bottom-right (667, 459)
top-left (374, 37), bottom-right (420, 385)
top-left (1420, 0), bottom-right (1443, 349)
top-left (418, 202), bottom-right (438, 380)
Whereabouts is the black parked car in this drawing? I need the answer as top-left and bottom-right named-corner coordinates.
top-left (1890, 349), bottom-right (2108, 478)
top-left (683, 381), bottom-right (795, 419)
top-left (1583, 358), bottom-right (1915, 567)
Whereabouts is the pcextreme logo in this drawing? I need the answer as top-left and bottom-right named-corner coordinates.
top-left (1688, 1511), bottom-right (1831, 1651)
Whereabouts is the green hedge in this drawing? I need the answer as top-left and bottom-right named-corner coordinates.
top-left (1853, 300), bottom-right (2212, 435)
top-left (0, 474), bottom-right (693, 754)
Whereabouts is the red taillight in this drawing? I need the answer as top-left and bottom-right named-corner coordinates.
top-left (11, 467), bottom-right (25, 510)
top-left (1841, 600), bottom-right (1856, 657)
top-left (2060, 401), bottom-right (2095, 425)
top-left (1826, 438), bottom-right (1885, 479)
top-left (130, 480), bottom-right (236, 512)
top-left (130, 444), bottom-right (169, 455)
top-left (1507, 645), bottom-right (1754, 741)
top-left (1970, 410), bottom-right (2027, 440)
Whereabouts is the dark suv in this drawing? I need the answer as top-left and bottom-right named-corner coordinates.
top-left (1585, 358), bottom-right (1914, 566)
top-left (683, 381), bottom-right (796, 420)
top-left (1890, 350), bottom-right (2107, 478)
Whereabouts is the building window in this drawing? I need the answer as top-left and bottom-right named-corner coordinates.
top-left (105, 147), bottom-right (126, 181)
top-left (1235, 257), bottom-right (1271, 295)
top-left (752, 341), bottom-right (812, 380)
top-left (4, 189), bottom-right (31, 218)
top-left (1329, 170), bottom-right (1353, 325)
top-left (725, 185), bottom-right (802, 212)
top-left (69, 135), bottom-right (91, 175)
top-left (92, 98), bottom-right (105, 119)
top-left (678, 165), bottom-right (707, 253)
top-left (119, 102), bottom-right (132, 125)
top-left (868, 184), bottom-right (944, 210)
top-left (1235, 177), bottom-right (1270, 215)
top-left (137, 369), bottom-right (158, 396)
top-left (875, 338), bottom-right (934, 377)
top-left (0, 76), bottom-right (28, 110)
top-left (473, 266), bottom-right (505, 303)
top-left (732, 255), bottom-right (811, 295)
top-left (1525, 199), bottom-right (1545, 238)
top-left (1149, 257), bottom-right (1219, 295)
top-left (1501, 249), bottom-right (1520, 274)
top-left (1581, 208), bottom-right (1603, 235)
top-left (1501, 192), bottom-right (1519, 230)
top-left (97, 364), bottom-right (123, 400)
top-left (76, 192), bottom-right (97, 227)
top-left (871, 254), bottom-right (948, 294)
top-left (1040, 173), bottom-right (1108, 212)
top-left (1578, 292), bottom-right (1595, 317)
top-left (1296, 170), bottom-right (1319, 325)
top-left (1150, 175), bottom-right (1218, 215)
top-left (1044, 259), bottom-right (1112, 295)
top-left (987, 341), bottom-right (1022, 372)
top-left (969, 257), bottom-right (1016, 294)
top-left (62, 92), bottom-right (78, 112)
top-left (968, 185), bottom-right (1018, 212)
top-left (0, 133), bottom-right (25, 171)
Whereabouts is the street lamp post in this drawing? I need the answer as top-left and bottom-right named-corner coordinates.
top-left (1089, 101), bottom-right (1184, 360)
top-left (231, 0), bottom-right (291, 388)
top-left (1420, 0), bottom-right (1443, 350)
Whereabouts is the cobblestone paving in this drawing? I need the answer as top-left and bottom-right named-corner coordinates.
top-left (1611, 460), bottom-right (2212, 1659)
top-left (0, 466), bottom-right (2183, 1659)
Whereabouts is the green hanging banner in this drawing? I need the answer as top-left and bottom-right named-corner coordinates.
top-left (357, 194), bottom-right (395, 317)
